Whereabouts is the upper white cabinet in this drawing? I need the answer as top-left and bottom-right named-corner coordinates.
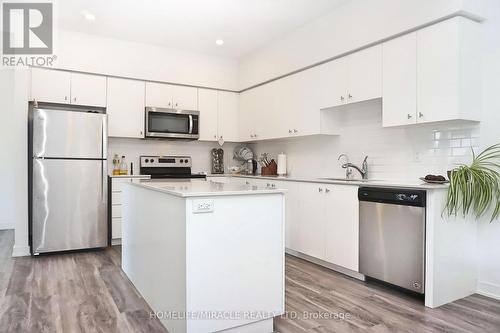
top-left (319, 45), bottom-right (382, 108)
top-left (31, 68), bottom-right (106, 107)
top-left (218, 91), bottom-right (239, 142)
top-left (70, 73), bottom-right (107, 107)
top-left (382, 33), bottom-right (418, 127)
top-left (198, 89), bottom-right (219, 141)
top-left (145, 82), bottom-right (198, 110)
top-left (107, 78), bottom-right (146, 138)
top-left (198, 89), bottom-right (240, 142)
top-left (383, 17), bottom-right (481, 127)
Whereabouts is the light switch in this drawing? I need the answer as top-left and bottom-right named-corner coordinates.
top-left (192, 200), bottom-right (214, 213)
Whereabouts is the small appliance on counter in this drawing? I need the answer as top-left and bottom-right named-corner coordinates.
top-left (140, 156), bottom-right (206, 179)
top-left (233, 145), bottom-right (256, 175)
top-left (211, 148), bottom-right (224, 174)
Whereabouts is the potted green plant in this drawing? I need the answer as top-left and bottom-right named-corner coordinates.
top-left (446, 143), bottom-right (500, 222)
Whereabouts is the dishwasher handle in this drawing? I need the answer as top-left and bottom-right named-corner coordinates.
top-left (358, 187), bottom-right (426, 207)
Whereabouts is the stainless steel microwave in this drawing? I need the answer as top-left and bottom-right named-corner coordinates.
top-left (145, 107), bottom-right (199, 140)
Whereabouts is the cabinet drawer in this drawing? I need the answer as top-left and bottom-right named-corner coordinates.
top-left (111, 205), bottom-right (122, 218)
top-left (111, 178), bottom-right (131, 192)
top-left (111, 192), bottom-right (121, 204)
top-left (112, 218), bottom-right (122, 239)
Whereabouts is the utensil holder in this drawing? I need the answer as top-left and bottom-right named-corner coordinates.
top-left (261, 160), bottom-right (278, 176)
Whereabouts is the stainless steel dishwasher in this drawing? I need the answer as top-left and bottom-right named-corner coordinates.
top-left (358, 187), bottom-right (426, 294)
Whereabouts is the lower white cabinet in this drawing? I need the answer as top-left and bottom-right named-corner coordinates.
top-left (110, 176), bottom-right (150, 241)
top-left (234, 177), bottom-right (359, 272)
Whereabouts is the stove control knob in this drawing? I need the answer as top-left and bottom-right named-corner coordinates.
top-left (145, 159), bottom-right (149, 163)
top-left (184, 159), bottom-right (189, 163)
top-left (150, 159), bottom-right (154, 163)
top-left (180, 160), bottom-right (184, 163)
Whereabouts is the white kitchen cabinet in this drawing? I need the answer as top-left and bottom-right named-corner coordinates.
top-left (239, 88), bottom-right (259, 141)
top-left (31, 68), bottom-right (107, 107)
top-left (416, 17), bottom-right (480, 123)
top-left (145, 82), bottom-right (173, 108)
top-left (295, 183), bottom-right (326, 260)
top-left (31, 67), bottom-right (71, 104)
top-left (382, 33), bottom-right (418, 127)
top-left (324, 185), bottom-right (359, 271)
top-left (107, 78), bottom-right (146, 138)
top-left (317, 45), bottom-right (382, 109)
top-left (70, 72), bottom-right (107, 107)
top-left (145, 82), bottom-right (198, 110)
top-left (198, 90), bottom-right (240, 142)
top-left (382, 18), bottom-right (480, 127)
top-left (218, 91), bottom-right (239, 142)
top-left (198, 89), bottom-right (219, 141)
top-left (347, 45), bottom-right (382, 105)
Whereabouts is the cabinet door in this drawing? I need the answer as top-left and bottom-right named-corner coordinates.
top-left (276, 181), bottom-right (299, 251)
top-left (417, 19), bottom-right (460, 124)
top-left (238, 89), bottom-right (257, 141)
top-left (198, 89), bottom-right (218, 141)
top-left (70, 73), bottom-right (107, 107)
top-left (317, 57), bottom-right (349, 109)
top-left (218, 91), bottom-right (239, 142)
top-left (347, 45), bottom-right (382, 104)
top-left (172, 85), bottom-right (198, 110)
top-left (290, 67), bottom-right (322, 136)
top-left (145, 82), bottom-right (173, 108)
top-left (324, 185), bottom-right (359, 271)
top-left (31, 67), bottom-right (71, 104)
top-left (107, 78), bottom-right (145, 138)
top-left (382, 33), bottom-right (417, 127)
top-left (295, 183), bottom-right (325, 260)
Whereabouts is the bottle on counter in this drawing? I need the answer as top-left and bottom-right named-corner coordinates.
top-left (112, 154), bottom-right (120, 175)
top-left (119, 155), bottom-right (128, 175)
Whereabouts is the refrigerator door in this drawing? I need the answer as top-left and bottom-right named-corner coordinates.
top-left (32, 158), bottom-right (107, 253)
top-left (33, 108), bottom-right (106, 159)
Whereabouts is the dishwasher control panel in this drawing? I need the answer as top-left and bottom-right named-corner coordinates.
top-left (358, 187), bottom-right (426, 207)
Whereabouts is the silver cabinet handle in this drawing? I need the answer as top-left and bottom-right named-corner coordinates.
top-left (219, 136), bottom-right (223, 139)
top-left (293, 129), bottom-right (298, 133)
top-left (348, 93), bottom-right (352, 99)
top-left (271, 184), bottom-right (276, 188)
top-left (407, 114), bottom-right (413, 119)
top-left (419, 112), bottom-right (424, 118)
top-left (325, 188), bottom-right (330, 193)
top-left (318, 188), bottom-right (323, 192)
top-left (289, 129), bottom-right (292, 134)
top-left (73, 97), bottom-right (77, 102)
top-left (340, 96), bottom-right (345, 101)
top-left (64, 96), bottom-right (68, 101)
top-left (214, 135), bottom-right (217, 138)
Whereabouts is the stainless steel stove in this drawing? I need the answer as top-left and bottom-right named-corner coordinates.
top-left (140, 156), bottom-right (206, 179)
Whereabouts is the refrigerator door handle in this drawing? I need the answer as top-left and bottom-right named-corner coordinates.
top-left (101, 159), bottom-right (107, 203)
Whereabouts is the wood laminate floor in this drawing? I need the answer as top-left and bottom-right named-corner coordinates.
top-left (1, 230), bottom-right (499, 333)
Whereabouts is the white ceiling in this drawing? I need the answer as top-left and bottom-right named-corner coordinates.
top-left (55, 0), bottom-right (349, 59)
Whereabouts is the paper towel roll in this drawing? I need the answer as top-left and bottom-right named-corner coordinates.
top-left (277, 153), bottom-right (287, 176)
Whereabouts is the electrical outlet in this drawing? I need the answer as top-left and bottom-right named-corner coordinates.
top-left (413, 151), bottom-right (421, 163)
top-left (192, 200), bottom-right (214, 213)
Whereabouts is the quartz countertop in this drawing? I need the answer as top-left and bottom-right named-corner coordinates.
top-left (127, 179), bottom-right (287, 197)
top-left (208, 174), bottom-right (449, 190)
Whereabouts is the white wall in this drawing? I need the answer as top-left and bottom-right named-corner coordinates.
top-left (54, 29), bottom-right (239, 90)
top-left (108, 138), bottom-right (241, 175)
top-left (238, 0), bottom-right (484, 89)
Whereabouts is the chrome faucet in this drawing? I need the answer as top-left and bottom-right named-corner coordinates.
top-left (338, 154), bottom-right (353, 179)
top-left (339, 155), bottom-right (368, 180)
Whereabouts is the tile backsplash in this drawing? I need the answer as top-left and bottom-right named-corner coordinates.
top-left (252, 99), bottom-right (480, 180)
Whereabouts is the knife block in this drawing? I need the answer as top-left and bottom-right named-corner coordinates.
top-left (261, 161), bottom-right (278, 176)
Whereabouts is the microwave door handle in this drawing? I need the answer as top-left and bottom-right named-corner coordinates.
top-left (188, 115), bottom-right (193, 134)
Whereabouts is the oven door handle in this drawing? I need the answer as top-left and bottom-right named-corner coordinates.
top-left (188, 115), bottom-right (193, 134)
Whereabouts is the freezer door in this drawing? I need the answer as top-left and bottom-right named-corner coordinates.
top-left (32, 158), bottom-right (107, 253)
top-left (33, 108), bottom-right (106, 158)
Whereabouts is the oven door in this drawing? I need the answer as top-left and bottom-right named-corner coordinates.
top-left (145, 107), bottom-right (199, 139)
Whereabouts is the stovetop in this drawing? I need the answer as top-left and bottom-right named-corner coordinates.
top-left (139, 155), bottom-right (206, 180)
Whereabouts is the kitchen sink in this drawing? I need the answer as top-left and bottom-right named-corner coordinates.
top-left (319, 178), bottom-right (371, 182)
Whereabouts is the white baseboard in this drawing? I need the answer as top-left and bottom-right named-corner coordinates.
top-left (477, 281), bottom-right (500, 300)
top-left (0, 222), bottom-right (15, 230)
top-left (12, 245), bottom-right (31, 257)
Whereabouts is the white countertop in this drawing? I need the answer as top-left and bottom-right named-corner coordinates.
top-left (209, 174), bottom-right (449, 190)
top-left (127, 178), bottom-right (287, 197)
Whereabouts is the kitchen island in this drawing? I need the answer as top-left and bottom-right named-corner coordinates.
top-left (121, 179), bottom-right (286, 333)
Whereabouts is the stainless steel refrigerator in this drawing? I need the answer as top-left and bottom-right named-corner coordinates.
top-left (29, 103), bottom-right (108, 254)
